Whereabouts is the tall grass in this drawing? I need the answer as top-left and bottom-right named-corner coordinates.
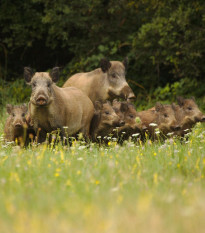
top-left (0, 109), bottom-right (205, 233)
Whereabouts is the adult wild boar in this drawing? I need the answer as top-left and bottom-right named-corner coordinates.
top-left (137, 103), bottom-right (181, 139)
top-left (90, 101), bottom-right (124, 142)
top-left (24, 67), bottom-right (94, 143)
top-left (172, 96), bottom-right (205, 136)
top-left (112, 100), bottom-right (144, 141)
top-left (4, 104), bottom-right (30, 146)
top-left (63, 58), bottom-right (135, 103)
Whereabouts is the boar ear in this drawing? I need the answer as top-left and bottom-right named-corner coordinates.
top-left (120, 102), bottom-right (128, 113)
top-left (6, 104), bottom-right (13, 114)
top-left (50, 67), bottom-right (60, 83)
top-left (106, 100), bottom-right (112, 106)
top-left (21, 103), bottom-right (28, 113)
top-left (122, 57), bottom-right (128, 70)
top-left (171, 103), bottom-right (177, 111)
top-left (24, 67), bottom-right (34, 83)
top-left (100, 58), bottom-right (111, 73)
top-left (94, 101), bottom-right (103, 111)
top-left (155, 102), bottom-right (164, 112)
top-left (191, 96), bottom-right (196, 102)
top-left (176, 96), bottom-right (184, 107)
top-left (112, 99), bottom-right (118, 105)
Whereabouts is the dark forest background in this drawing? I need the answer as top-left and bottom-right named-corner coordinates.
top-left (0, 0), bottom-right (205, 109)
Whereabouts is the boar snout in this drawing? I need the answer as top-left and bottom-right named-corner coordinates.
top-left (195, 114), bottom-right (205, 122)
top-left (14, 122), bottom-right (23, 128)
top-left (174, 125), bottom-right (181, 131)
top-left (121, 86), bottom-right (136, 100)
top-left (171, 125), bottom-right (181, 131)
top-left (201, 115), bottom-right (205, 122)
top-left (36, 95), bottom-right (48, 106)
top-left (119, 120), bottom-right (125, 126)
top-left (113, 118), bottom-right (122, 127)
top-left (127, 92), bottom-right (136, 101)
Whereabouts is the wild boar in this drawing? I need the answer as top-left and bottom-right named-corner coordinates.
top-left (24, 67), bottom-right (94, 143)
top-left (172, 96), bottom-right (205, 136)
top-left (136, 102), bottom-right (181, 139)
top-left (112, 100), bottom-right (144, 141)
top-left (90, 101), bottom-right (124, 141)
top-left (4, 104), bottom-right (29, 146)
top-left (63, 58), bottom-right (135, 103)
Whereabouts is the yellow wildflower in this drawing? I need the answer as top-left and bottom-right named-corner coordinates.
top-left (153, 173), bottom-right (158, 185)
top-left (66, 180), bottom-right (72, 186)
top-left (27, 160), bottom-right (32, 166)
top-left (117, 195), bottom-right (123, 204)
top-left (95, 180), bottom-right (100, 185)
top-left (77, 170), bottom-right (81, 175)
top-left (182, 189), bottom-right (187, 196)
top-left (60, 150), bottom-right (64, 161)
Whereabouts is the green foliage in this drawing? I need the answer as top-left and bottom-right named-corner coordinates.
top-left (0, 0), bottom-right (205, 103)
top-left (129, 0), bottom-right (205, 91)
top-left (0, 79), bottom-right (31, 106)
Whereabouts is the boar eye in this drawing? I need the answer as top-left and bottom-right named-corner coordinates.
top-left (164, 114), bottom-right (168, 118)
top-left (12, 113), bottom-right (15, 117)
top-left (22, 113), bottom-right (25, 117)
top-left (111, 73), bottom-right (117, 78)
top-left (32, 82), bottom-right (36, 88)
top-left (105, 111), bottom-right (110, 115)
top-left (47, 83), bottom-right (51, 88)
top-left (188, 107), bottom-right (192, 110)
top-left (129, 115), bottom-right (134, 119)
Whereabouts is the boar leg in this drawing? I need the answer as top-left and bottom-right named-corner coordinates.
top-left (36, 128), bottom-right (47, 143)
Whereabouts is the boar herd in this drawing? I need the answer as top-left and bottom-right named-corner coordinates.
top-left (4, 58), bottom-right (205, 146)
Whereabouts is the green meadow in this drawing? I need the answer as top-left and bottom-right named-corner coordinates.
top-left (0, 112), bottom-right (205, 233)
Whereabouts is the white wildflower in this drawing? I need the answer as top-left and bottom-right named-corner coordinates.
top-left (78, 146), bottom-right (86, 150)
top-left (167, 132), bottom-right (174, 136)
top-left (149, 123), bottom-right (157, 127)
top-left (77, 157), bottom-right (83, 161)
top-left (111, 187), bottom-right (119, 192)
top-left (184, 129), bottom-right (190, 132)
top-left (132, 133), bottom-right (140, 137)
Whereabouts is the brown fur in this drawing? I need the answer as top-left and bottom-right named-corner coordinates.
top-left (112, 100), bottom-right (143, 140)
top-left (63, 60), bottom-right (135, 103)
top-left (136, 103), bottom-right (180, 138)
top-left (90, 101), bottom-right (123, 141)
top-left (4, 104), bottom-right (31, 146)
top-left (172, 97), bottom-right (205, 136)
top-left (25, 67), bottom-right (94, 143)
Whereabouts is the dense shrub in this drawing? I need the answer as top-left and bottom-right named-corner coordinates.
top-left (0, 0), bottom-right (204, 102)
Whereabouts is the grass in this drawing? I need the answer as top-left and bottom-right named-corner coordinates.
top-left (0, 111), bottom-right (205, 233)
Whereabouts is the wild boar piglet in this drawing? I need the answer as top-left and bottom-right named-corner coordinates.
top-left (90, 101), bottom-right (124, 141)
top-left (137, 102), bottom-right (180, 138)
top-left (4, 104), bottom-right (28, 145)
top-left (112, 100), bottom-right (145, 141)
top-left (172, 96), bottom-right (205, 136)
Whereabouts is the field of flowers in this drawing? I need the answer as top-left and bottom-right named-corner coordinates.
top-left (0, 115), bottom-right (205, 233)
